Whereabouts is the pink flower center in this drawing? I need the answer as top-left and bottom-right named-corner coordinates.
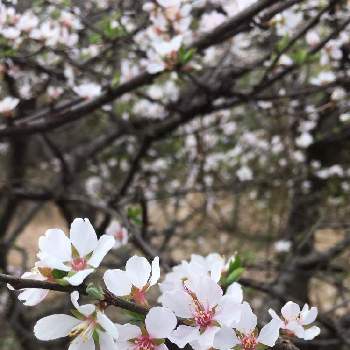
top-left (132, 288), bottom-right (148, 306)
top-left (115, 229), bottom-right (125, 241)
top-left (71, 257), bottom-right (87, 271)
top-left (194, 309), bottom-right (214, 328)
top-left (135, 335), bottom-right (155, 350)
top-left (240, 334), bottom-right (257, 350)
top-left (183, 283), bottom-right (214, 329)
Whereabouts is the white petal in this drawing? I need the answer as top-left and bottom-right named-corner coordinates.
top-left (161, 290), bottom-right (193, 318)
top-left (125, 256), bottom-right (151, 289)
top-left (99, 331), bottom-right (117, 350)
top-left (64, 269), bottom-right (94, 286)
top-left (37, 252), bottom-right (71, 272)
top-left (39, 229), bottom-right (72, 262)
top-left (225, 283), bottom-right (243, 304)
top-left (97, 312), bottom-right (119, 339)
top-left (149, 256), bottom-right (160, 286)
top-left (186, 276), bottom-right (222, 309)
top-left (286, 321), bottom-right (305, 338)
top-left (257, 319), bottom-right (281, 347)
top-left (268, 308), bottom-right (283, 323)
top-left (70, 218), bottom-right (98, 257)
top-left (235, 302), bottom-right (257, 335)
top-left (18, 288), bottom-right (49, 306)
top-left (68, 335), bottom-right (95, 350)
top-left (300, 304), bottom-right (318, 325)
top-left (146, 307), bottom-right (177, 339)
top-left (116, 323), bottom-right (141, 341)
top-left (169, 325), bottom-right (199, 348)
top-left (215, 296), bottom-right (241, 327)
top-left (70, 291), bottom-right (96, 316)
top-left (213, 327), bottom-right (239, 350)
top-left (88, 235), bottom-right (115, 268)
top-left (34, 314), bottom-right (80, 340)
top-left (156, 344), bottom-right (169, 350)
top-left (302, 326), bottom-right (320, 340)
top-left (104, 269), bottom-right (132, 296)
top-left (196, 326), bottom-right (220, 348)
top-left (281, 301), bottom-right (300, 322)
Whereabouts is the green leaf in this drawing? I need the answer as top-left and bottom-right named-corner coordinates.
top-left (226, 267), bottom-right (245, 285)
top-left (127, 207), bottom-right (142, 225)
top-left (111, 72), bottom-right (121, 87)
top-left (178, 47), bottom-right (196, 65)
top-left (291, 49), bottom-right (308, 65)
top-left (51, 269), bottom-right (68, 279)
top-left (89, 33), bottom-right (103, 45)
top-left (228, 255), bottom-right (241, 273)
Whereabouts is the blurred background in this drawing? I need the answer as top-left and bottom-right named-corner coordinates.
top-left (1, 0), bottom-right (350, 349)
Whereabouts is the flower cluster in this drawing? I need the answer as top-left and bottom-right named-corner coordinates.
top-left (7, 218), bottom-right (320, 350)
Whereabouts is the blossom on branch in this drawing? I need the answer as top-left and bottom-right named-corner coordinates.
top-left (269, 301), bottom-right (320, 340)
top-left (34, 291), bottom-right (118, 350)
top-left (104, 255), bottom-right (160, 305)
top-left (37, 218), bottom-right (115, 286)
top-left (213, 302), bottom-right (281, 350)
top-left (116, 307), bottom-right (177, 350)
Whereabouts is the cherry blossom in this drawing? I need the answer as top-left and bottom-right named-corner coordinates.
top-left (0, 96), bottom-right (19, 116)
top-left (73, 83), bottom-right (102, 99)
top-left (116, 307), bottom-right (177, 350)
top-left (105, 220), bottom-right (129, 249)
top-left (269, 301), bottom-right (320, 340)
top-left (159, 253), bottom-right (228, 295)
top-left (37, 218), bottom-right (115, 286)
top-left (104, 255), bottom-right (160, 305)
top-left (213, 302), bottom-right (281, 350)
top-left (34, 291), bottom-right (118, 350)
top-left (7, 268), bottom-right (49, 306)
top-left (163, 276), bottom-right (242, 349)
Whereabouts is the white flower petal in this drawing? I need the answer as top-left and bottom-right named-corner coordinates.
top-left (18, 288), bottom-right (49, 306)
top-left (97, 312), bottom-right (119, 339)
top-left (39, 228), bottom-right (72, 262)
top-left (99, 331), bottom-right (117, 350)
top-left (169, 325), bottom-right (199, 348)
top-left (125, 256), bottom-right (151, 289)
top-left (302, 326), bottom-right (320, 340)
top-left (88, 235), bottom-right (115, 268)
top-left (300, 304), bottom-right (318, 325)
top-left (281, 301), bottom-right (300, 322)
top-left (64, 269), bottom-right (94, 286)
top-left (257, 319), bottom-right (281, 347)
top-left (215, 296), bottom-right (241, 327)
top-left (268, 308), bottom-right (283, 323)
top-left (161, 290), bottom-right (193, 318)
top-left (70, 291), bottom-right (96, 316)
top-left (197, 326), bottom-right (220, 348)
top-left (34, 314), bottom-right (80, 340)
top-left (70, 218), bottom-right (98, 257)
top-left (116, 323), bottom-right (142, 342)
top-left (213, 327), bottom-right (239, 350)
top-left (68, 335), bottom-right (95, 350)
top-left (186, 276), bottom-right (223, 309)
top-left (235, 302), bottom-right (257, 335)
top-left (37, 252), bottom-right (71, 272)
top-left (145, 307), bottom-right (177, 339)
top-left (149, 256), bottom-right (160, 286)
top-left (225, 283), bottom-right (243, 304)
top-left (104, 269), bottom-right (132, 296)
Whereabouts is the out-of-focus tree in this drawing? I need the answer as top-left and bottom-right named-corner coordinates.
top-left (0, 0), bottom-right (350, 349)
